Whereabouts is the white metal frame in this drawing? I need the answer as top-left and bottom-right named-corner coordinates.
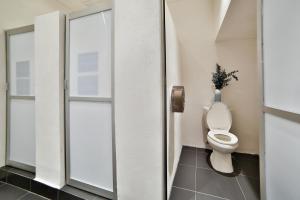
top-left (65, 4), bottom-right (117, 199)
top-left (5, 25), bottom-right (35, 173)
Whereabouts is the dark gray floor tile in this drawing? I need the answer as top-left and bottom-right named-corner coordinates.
top-left (196, 192), bottom-right (228, 200)
top-left (7, 172), bottom-right (30, 190)
top-left (0, 169), bottom-right (7, 182)
top-left (197, 151), bottom-right (212, 170)
top-left (31, 180), bottom-right (59, 200)
top-left (237, 157), bottom-right (259, 178)
top-left (60, 185), bottom-right (108, 200)
top-left (170, 187), bottom-right (195, 200)
top-left (233, 153), bottom-right (259, 162)
top-left (182, 146), bottom-right (197, 152)
top-left (0, 184), bottom-right (27, 199)
top-left (197, 148), bottom-right (212, 154)
top-left (21, 193), bottom-right (49, 200)
top-left (4, 166), bottom-right (35, 179)
top-left (237, 176), bottom-right (260, 200)
top-left (196, 168), bottom-right (244, 200)
top-left (173, 165), bottom-right (196, 190)
top-left (180, 149), bottom-right (196, 166)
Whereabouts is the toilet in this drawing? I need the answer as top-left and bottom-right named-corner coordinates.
top-left (206, 102), bottom-right (238, 173)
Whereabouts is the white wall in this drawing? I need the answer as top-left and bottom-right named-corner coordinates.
top-left (165, 3), bottom-right (182, 198)
top-left (0, 0), bottom-right (70, 167)
top-left (114, 0), bottom-right (164, 200)
top-left (216, 39), bottom-right (260, 154)
top-left (167, 0), bottom-right (217, 149)
top-left (34, 11), bottom-right (66, 188)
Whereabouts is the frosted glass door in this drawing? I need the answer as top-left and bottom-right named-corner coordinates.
top-left (6, 26), bottom-right (35, 172)
top-left (263, 1), bottom-right (300, 199)
top-left (66, 9), bottom-right (114, 198)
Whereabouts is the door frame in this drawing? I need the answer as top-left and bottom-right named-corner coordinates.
top-left (5, 25), bottom-right (35, 173)
top-left (64, 3), bottom-right (117, 199)
top-left (258, 0), bottom-right (300, 199)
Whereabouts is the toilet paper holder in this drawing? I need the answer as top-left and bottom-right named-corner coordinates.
top-left (171, 86), bottom-right (185, 113)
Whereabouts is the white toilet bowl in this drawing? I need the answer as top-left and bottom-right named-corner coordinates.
top-left (206, 102), bottom-right (239, 173)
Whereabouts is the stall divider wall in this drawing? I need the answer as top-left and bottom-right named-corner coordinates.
top-left (34, 11), bottom-right (66, 188)
top-left (114, 0), bottom-right (165, 199)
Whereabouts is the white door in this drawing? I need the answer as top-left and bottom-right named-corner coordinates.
top-left (262, 1), bottom-right (300, 200)
top-left (66, 8), bottom-right (115, 199)
top-left (6, 26), bottom-right (35, 172)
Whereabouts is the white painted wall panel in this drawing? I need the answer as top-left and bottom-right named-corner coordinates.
top-left (165, 3), bottom-right (183, 198)
top-left (114, 0), bottom-right (164, 199)
top-left (35, 11), bottom-right (65, 188)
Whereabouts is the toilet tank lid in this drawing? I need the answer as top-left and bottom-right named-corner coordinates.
top-left (206, 102), bottom-right (232, 131)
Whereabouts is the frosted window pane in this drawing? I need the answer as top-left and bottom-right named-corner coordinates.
top-left (16, 61), bottom-right (30, 77)
top-left (78, 75), bottom-right (98, 96)
top-left (69, 10), bottom-right (112, 98)
top-left (69, 101), bottom-right (113, 191)
top-left (265, 113), bottom-right (300, 200)
top-left (78, 52), bottom-right (98, 72)
top-left (9, 32), bottom-right (34, 96)
top-left (16, 79), bottom-right (30, 95)
top-left (263, 1), bottom-right (300, 114)
top-left (9, 99), bottom-right (35, 166)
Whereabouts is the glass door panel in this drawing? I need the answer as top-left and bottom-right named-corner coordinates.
top-left (66, 8), bottom-right (114, 199)
top-left (6, 26), bottom-right (35, 172)
top-left (262, 1), bottom-right (300, 199)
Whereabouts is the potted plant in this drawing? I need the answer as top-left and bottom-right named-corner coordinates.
top-left (212, 64), bottom-right (238, 102)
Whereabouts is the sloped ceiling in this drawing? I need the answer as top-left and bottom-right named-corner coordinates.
top-left (216, 0), bottom-right (257, 41)
top-left (56, 0), bottom-right (109, 11)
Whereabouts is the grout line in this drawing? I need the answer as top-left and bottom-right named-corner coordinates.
top-left (0, 182), bottom-right (6, 188)
top-left (178, 163), bottom-right (196, 168)
top-left (196, 191), bottom-right (230, 200)
top-left (235, 177), bottom-right (247, 200)
top-left (239, 173), bottom-right (260, 180)
top-left (172, 186), bottom-right (229, 200)
top-left (16, 192), bottom-right (29, 200)
top-left (4, 182), bottom-right (50, 200)
top-left (172, 186), bottom-right (195, 193)
top-left (178, 163), bottom-right (213, 171)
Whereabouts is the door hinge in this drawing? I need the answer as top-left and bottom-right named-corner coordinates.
top-left (64, 80), bottom-right (68, 90)
top-left (5, 82), bottom-right (9, 91)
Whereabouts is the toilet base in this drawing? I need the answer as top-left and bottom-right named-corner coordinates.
top-left (210, 150), bottom-right (233, 173)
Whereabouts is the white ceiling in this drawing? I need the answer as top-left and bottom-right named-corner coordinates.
top-left (216, 0), bottom-right (257, 41)
top-left (56, 0), bottom-right (108, 11)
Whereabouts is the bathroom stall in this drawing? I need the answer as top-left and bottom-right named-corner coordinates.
top-left (65, 5), bottom-right (116, 199)
top-left (5, 25), bottom-right (35, 172)
top-left (261, 0), bottom-right (300, 199)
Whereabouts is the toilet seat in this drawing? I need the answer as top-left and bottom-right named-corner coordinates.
top-left (206, 102), bottom-right (232, 131)
top-left (208, 130), bottom-right (238, 146)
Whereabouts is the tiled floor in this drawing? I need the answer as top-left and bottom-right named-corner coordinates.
top-left (170, 146), bottom-right (260, 200)
top-left (0, 181), bottom-right (48, 200)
